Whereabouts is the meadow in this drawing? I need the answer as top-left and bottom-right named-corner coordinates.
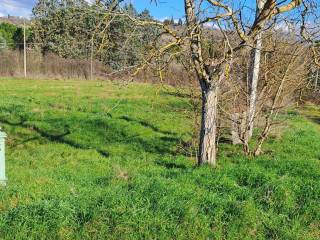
top-left (0, 78), bottom-right (319, 239)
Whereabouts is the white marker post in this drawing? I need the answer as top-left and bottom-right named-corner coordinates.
top-left (0, 130), bottom-right (7, 186)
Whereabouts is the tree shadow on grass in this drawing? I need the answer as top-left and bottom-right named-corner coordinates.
top-left (0, 111), bottom-right (183, 157)
top-left (155, 159), bottom-right (187, 169)
top-left (119, 115), bottom-right (176, 136)
top-left (218, 136), bottom-right (233, 144)
top-left (12, 136), bottom-right (40, 147)
top-left (309, 117), bottom-right (320, 125)
top-left (161, 91), bottom-right (194, 99)
top-left (0, 116), bottom-right (110, 158)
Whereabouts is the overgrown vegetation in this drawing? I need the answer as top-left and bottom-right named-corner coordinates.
top-left (0, 22), bottom-right (31, 50)
top-left (31, 0), bottom-right (157, 69)
top-left (0, 79), bottom-right (319, 239)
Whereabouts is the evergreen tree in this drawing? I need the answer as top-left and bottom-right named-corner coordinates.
top-left (31, 0), bottom-right (159, 69)
top-left (32, 0), bottom-right (91, 57)
top-left (0, 22), bottom-right (17, 49)
top-left (170, 16), bottom-right (175, 25)
top-left (139, 9), bottom-right (153, 20)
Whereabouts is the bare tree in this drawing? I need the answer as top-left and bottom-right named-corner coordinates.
top-left (253, 36), bottom-right (310, 155)
top-left (96, 0), bottom-right (310, 166)
top-left (183, 0), bottom-right (303, 165)
top-left (245, 0), bottom-right (267, 142)
top-left (184, 0), bottom-right (223, 166)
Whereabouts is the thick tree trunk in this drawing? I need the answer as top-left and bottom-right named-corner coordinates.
top-left (199, 85), bottom-right (218, 166)
top-left (184, 0), bottom-right (219, 166)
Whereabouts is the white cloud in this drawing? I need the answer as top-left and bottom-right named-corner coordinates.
top-left (156, 17), bottom-right (182, 24)
top-left (0, 0), bottom-right (32, 18)
top-left (274, 21), bottom-right (290, 32)
top-left (157, 16), bottom-right (169, 22)
top-left (203, 22), bottom-right (219, 29)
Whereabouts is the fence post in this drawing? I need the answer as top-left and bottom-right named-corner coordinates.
top-left (0, 130), bottom-right (7, 186)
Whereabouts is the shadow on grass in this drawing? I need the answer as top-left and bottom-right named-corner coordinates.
top-left (309, 117), bottom-right (320, 125)
top-left (0, 110), bottom-right (184, 157)
top-left (12, 136), bottom-right (40, 147)
top-left (218, 136), bottom-right (233, 144)
top-left (155, 159), bottom-right (187, 169)
top-left (119, 115), bottom-right (176, 136)
top-left (162, 90), bottom-right (195, 99)
top-left (0, 116), bottom-right (110, 158)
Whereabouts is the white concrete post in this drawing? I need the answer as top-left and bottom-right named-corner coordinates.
top-left (0, 130), bottom-right (7, 186)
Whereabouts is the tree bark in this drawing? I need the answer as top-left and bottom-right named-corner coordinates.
top-left (245, 0), bottom-right (266, 144)
top-left (184, 0), bottom-right (219, 166)
top-left (247, 33), bottom-right (262, 138)
top-left (199, 84), bottom-right (218, 166)
top-left (231, 112), bottom-right (245, 145)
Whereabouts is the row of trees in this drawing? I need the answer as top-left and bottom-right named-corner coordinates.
top-left (1, 1), bottom-right (158, 71)
top-left (163, 17), bottom-right (183, 26)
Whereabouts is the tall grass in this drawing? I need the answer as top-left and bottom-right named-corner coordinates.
top-left (0, 49), bottom-right (195, 86)
top-left (0, 50), bottom-right (106, 80)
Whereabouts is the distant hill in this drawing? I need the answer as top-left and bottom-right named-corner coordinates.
top-left (0, 16), bottom-right (30, 27)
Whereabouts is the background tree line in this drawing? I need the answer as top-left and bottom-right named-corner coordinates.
top-left (0, 22), bottom-right (31, 50)
top-left (1, 0), bottom-right (159, 71)
top-left (31, 0), bottom-right (158, 70)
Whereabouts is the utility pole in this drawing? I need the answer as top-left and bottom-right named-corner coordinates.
top-left (23, 19), bottom-right (27, 78)
top-left (90, 38), bottom-right (94, 80)
top-left (315, 69), bottom-right (319, 90)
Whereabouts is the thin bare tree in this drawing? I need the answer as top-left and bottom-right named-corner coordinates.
top-left (245, 0), bottom-right (267, 142)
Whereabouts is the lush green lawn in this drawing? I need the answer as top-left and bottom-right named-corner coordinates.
top-left (0, 78), bottom-right (319, 239)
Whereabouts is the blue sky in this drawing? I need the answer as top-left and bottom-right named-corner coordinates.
top-left (0, 0), bottom-right (304, 25)
top-left (0, 0), bottom-right (186, 19)
top-left (134, 0), bottom-right (185, 20)
top-left (0, 0), bottom-right (34, 17)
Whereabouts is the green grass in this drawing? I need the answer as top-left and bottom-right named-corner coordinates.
top-left (0, 78), bottom-right (319, 239)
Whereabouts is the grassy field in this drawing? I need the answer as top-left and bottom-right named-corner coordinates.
top-left (0, 78), bottom-right (319, 239)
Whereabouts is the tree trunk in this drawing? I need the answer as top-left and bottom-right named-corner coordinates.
top-left (199, 85), bottom-right (218, 166)
top-left (245, 0), bottom-right (266, 144)
top-left (246, 32), bottom-right (262, 139)
top-left (184, 0), bottom-right (219, 166)
top-left (231, 112), bottom-right (245, 145)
